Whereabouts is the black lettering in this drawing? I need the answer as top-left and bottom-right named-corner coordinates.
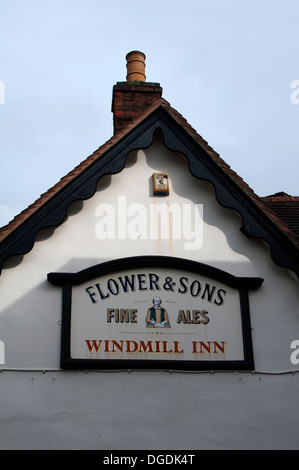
top-left (95, 282), bottom-right (110, 300)
top-left (178, 277), bottom-right (188, 294)
top-left (85, 286), bottom-right (97, 304)
top-left (149, 273), bottom-right (160, 291)
top-left (190, 280), bottom-right (201, 297)
top-left (214, 288), bottom-right (227, 306)
top-left (107, 279), bottom-right (119, 296)
top-left (117, 275), bottom-right (135, 293)
top-left (201, 284), bottom-right (216, 302)
top-left (137, 274), bottom-right (147, 291)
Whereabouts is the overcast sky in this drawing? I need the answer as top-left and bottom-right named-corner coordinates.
top-left (0, 0), bottom-right (298, 227)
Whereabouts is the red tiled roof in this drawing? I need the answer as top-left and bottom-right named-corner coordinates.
top-left (262, 192), bottom-right (299, 238)
top-left (0, 98), bottom-right (298, 260)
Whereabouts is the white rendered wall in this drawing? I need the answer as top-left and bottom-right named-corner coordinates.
top-left (0, 133), bottom-right (298, 449)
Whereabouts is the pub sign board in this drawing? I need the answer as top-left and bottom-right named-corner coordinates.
top-left (48, 256), bottom-right (263, 371)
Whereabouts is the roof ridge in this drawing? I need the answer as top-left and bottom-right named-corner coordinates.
top-left (262, 193), bottom-right (299, 202)
top-left (0, 97), bottom-right (298, 272)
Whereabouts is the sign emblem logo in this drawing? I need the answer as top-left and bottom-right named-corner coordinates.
top-left (146, 297), bottom-right (171, 328)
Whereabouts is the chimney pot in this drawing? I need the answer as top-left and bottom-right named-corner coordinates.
top-left (126, 51), bottom-right (146, 82)
top-left (112, 51), bottom-right (162, 134)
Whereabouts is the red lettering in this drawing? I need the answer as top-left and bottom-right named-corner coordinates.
top-left (85, 340), bottom-right (103, 352)
top-left (126, 341), bottom-right (139, 353)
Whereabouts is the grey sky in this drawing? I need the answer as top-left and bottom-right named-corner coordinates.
top-left (0, 0), bottom-right (298, 227)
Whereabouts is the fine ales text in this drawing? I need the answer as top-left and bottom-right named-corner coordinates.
top-left (106, 308), bottom-right (210, 324)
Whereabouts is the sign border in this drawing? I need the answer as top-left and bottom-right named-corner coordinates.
top-left (48, 256), bottom-right (263, 371)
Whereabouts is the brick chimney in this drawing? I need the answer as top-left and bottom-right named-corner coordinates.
top-left (112, 51), bottom-right (163, 134)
